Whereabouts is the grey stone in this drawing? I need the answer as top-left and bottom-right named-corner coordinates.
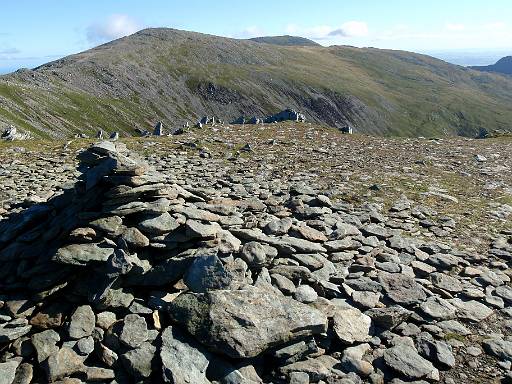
top-left (449, 298), bottom-right (493, 322)
top-left (53, 243), bottom-right (114, 266)
top-left (68, 305), bottom-right (95, 339)
top-left (419, 296), bottom-right (457, 320)
top-left (431, 272), bottom-right (463, 293)
top-left (417, 337), bottom-right (456, 369)
top-left (383, 344), bottom-right (439, 380)
top-left (121, 227), bottom-right (149, 248)
top-left (0, 321), bottom-right (31, 343)
top-left (333, 303), bottom-right (371, 344)
top-left (160, 326), bottom-right (211, 384)
top-left (482, 338), bottom-right (512, 362)
top-left (280, 235), bottom-right (327, 253)
top-left (240, 241), bottom-right (267, 267)
top-left (378, 272), bottom-right (427, 305)
top-left (76, 336), bottom-right (95, 356)
top-left (185, 219), bottom-right (220, 238)
top-left (341, 343), bottom-right (374, 377)
top-left (169, 285), bottom-right (327, 358)
top-left (43, 347), bottom-right (85, 382)
top-left (365, 306), bottom-right (412, 330)
top-left (0, 360), bottom-right (19, 384)
top-left (31, 329), bottom-right (60, 363)
top-left (184, 254), bottom-right (233, 293)
top-left (96, 311), bottom-right (117, 330)
top-left (119, 314), bottom-right (148, 348)
top-left (265, 217), bottom-right (293, 235)
top-left (138, 212), bottom-right (180, 235)
top-left (120, 342), bottom-right (156, 379)
top-left (294, 285), bottom-right (318, 303)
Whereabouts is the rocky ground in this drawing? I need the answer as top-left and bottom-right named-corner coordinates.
top-left (0, 122), bottom-right (511, 383)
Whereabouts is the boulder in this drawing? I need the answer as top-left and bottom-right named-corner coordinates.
top-left (168, 285), bottom-right (328, 358)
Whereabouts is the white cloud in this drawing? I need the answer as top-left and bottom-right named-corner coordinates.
top-left (445, 23), bottom-right (465, 31)
top-left (329, 21), bottom-right (369, 38)
top-left (0, 47), bottom-right (20, 55)
top-left (87, 14), bottom-right (142, 44)
top-left (284, 21), bottom-right (368, 41)
top-left (237, 26), bottom-right (266, 38)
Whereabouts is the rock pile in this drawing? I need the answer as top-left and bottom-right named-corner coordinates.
top-left (265, 109), bottom-right (306, 123)
top-left (0, 141), bottom-right (511, 383)
top-left (1, 125), bottom-right (31, 141)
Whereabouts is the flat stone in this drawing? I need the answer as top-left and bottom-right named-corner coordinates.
top-left (384, 344), bottom-right (439, 380)
top-left (265, 217), bottom-right (293, 235)
top-left (0, 321), bottom-right (31, 342)
top-left (482, 338), bottom-right (512, 362)
top-left (53, 243), bottom-right (114, 266)
top-left (436, 320), bottom-right (471, 336)
top-left (365, 306), bottom-right (412, 330)
top-left (449, 298), bottom-right (493, 322)
top-left (89, 216), bottom-right (123, 235)
top-left (185, 220), bottom-right (220, 238)
top-left (280, 235), bottom-right (327, 253)
top-left (431, 272), bottom-right (463, 293)
top-left (160, 326), bottom-right (211, 384)
top-left (138, 212), bottom-right (180, 235)
top-left (419, 297), bottom-right (457, 320)
top-left (378, 272), bottom-right (427, 305)
top-left (121, 227), bottom-right (149, 248)
top-left (296, 225), bottom-right (328, 242)
top-left (169, 285), bottom-right (327, 358)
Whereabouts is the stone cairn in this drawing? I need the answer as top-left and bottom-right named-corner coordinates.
top-left (0, 142), bottom-right (511, 383)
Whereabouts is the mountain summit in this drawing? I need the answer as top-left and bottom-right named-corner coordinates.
top-left (471, 55), bottom-right (512, 76)
top-left (1, 28), bottom-right (512, 138)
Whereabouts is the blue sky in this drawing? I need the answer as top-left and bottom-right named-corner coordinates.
top-left (1, 0), bottom-right (512, 73)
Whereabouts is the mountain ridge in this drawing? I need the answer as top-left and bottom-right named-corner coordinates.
top-left (1, 27), bottom-right (512, 138)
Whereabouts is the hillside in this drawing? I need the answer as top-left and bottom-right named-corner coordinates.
top-left (471, 55), bottom-right (512, 76)
top-left (249, 35), bottom-right (321, 46)
top-left (1, 28), bottom-right (512, 138)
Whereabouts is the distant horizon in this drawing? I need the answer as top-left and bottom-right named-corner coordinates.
top-left (1, 0), bottom-right (512, 73)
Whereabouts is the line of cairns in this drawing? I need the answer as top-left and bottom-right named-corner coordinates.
top-left (0, 136), bottom-right (510, 382)
top-left (1, 108), bottom-right (354, 142)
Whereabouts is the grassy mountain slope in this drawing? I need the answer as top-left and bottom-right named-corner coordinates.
top-left (1, 28), bottom-right (512, 138)
top-left (471, 56), bottom-right (512, 76)
top-left (248, 35), bottom-right (321, 46)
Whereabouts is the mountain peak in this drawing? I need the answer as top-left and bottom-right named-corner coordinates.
top-left (470, 55), bottom-right (512, 75)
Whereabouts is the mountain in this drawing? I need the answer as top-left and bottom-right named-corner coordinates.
top-left (1, 28), bottom-right (512, 138)
top-left (471, 56), bottom-right (512, 76)
top-left (249, 35), bottom-right (321, 47)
